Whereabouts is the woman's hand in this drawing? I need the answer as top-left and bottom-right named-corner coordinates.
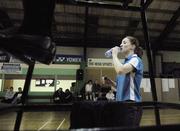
top-left (112, 46), bottom-right (120, 56)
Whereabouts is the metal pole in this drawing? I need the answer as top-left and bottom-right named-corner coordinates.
top-left (140, 0), bottom-right (161, 126)
top-left (14, 61), bottom-right (35, 130)
top-left (83, 4), bottom-right (89, 62)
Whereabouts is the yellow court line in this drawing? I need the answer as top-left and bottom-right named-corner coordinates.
top-left (56, 118), bottom-right (66, 131)
top-left (37, 119), bottom-right (52, 131)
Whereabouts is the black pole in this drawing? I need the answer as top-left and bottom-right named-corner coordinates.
top-left (14, 61), bottom-right (35, 130)
top-left (140, 0), bottom-right (161, 126)
top-left (83, 5), bottom-right (89, 62)
top-left (21, 62), bottom-right (35, 104)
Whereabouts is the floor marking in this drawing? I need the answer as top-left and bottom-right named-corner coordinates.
top-left (38, 119), bottom-right (51, 131)
top-left (56, 118), bottom-right (65, 131)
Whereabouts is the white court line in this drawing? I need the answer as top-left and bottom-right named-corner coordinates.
top-left (37, 119), bottom-right (52, 131)
top-left (56, 118), bottom-right (66, 131)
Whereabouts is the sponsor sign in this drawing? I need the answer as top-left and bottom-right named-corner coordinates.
top-left (53, 55), bottom-right (83, 64)
top-left (1, 63), bottom-right (21, 74)
top-left (36, 79), bottom-right (55, 87)
top-left (88, 58), bottom-right (124, 67)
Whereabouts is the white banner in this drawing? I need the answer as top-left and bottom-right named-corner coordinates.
top-left (0, 63), bottom-right (22, 74)
top-left (88, 58), bottom-right (124, 67)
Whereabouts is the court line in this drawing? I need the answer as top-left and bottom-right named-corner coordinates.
top-left (56, 118), bottom-right (66, 131)
top-left (37, 119), bottom-right (52, 131)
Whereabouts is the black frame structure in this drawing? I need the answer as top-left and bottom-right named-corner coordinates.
top-left (0, 0), bottom-right (168, 130)
top-left (14, 61), bottom-right (35, 130)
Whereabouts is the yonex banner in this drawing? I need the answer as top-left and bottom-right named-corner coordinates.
top-left (53, 55), bottom-right (83, 64)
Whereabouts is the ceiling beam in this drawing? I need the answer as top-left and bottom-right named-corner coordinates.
top-left (3, 6), bottom-right (176, 14)
top-left (3, 7), bottom-right (178, 25)
top-left (155, 7), bottom-right (180, 50)
top-left (53, 36), bottom-right (180, 50)
top-left (124, 19), bottom-right (140, 36)
top-left (57, 0), bottom-right (141, 12)
top-left (11, 18), bottom-right (180, 34)
top-left (52, 22), bottom-right (180, 34)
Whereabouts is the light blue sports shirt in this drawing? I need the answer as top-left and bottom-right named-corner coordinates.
top-left (116, 54), bottom-right (143, 102)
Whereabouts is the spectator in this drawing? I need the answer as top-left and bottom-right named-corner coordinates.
top-left (85, 80), bottom-right (93, 100)
top-left (70, 82), bottom-right (76, 94)
top-left (92, 80), bottom-right (101, 101)
top-left (12, 87), bottom-right (23, 104)
top-left (106, 90), bottom-right (115, 101)
top-left (1, 86), bottom-right (15, 103)
top-left (101, 77), bottom-right (111, 94)
top-left (53, 88), bottom-right (65, 103)
top-left (64, 89), bottom-right (73, 103)
top-left (97, 92), bottom-right (107, 101)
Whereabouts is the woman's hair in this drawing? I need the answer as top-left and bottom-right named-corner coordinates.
top-left (126, 36), bottom-right (143, 58)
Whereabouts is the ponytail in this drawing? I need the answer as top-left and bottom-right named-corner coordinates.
top-left (135, 46), bottom-right (143, 58)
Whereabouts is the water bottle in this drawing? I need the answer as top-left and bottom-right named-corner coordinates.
top-left (105, 46), bottom-right (121, 58)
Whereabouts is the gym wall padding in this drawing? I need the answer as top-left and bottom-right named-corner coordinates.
top-left (162, 79), bottom-right (179, 102)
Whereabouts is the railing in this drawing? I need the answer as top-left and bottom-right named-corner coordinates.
top-left (1, 101), bottom-right (180, 130)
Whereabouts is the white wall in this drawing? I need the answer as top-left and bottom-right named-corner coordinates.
top-left (13, 79), bottom-right (25, 91)
top-left (56, 80), bottom-right (76, 91)
top-left (12, 79), bottom-right (76, 92)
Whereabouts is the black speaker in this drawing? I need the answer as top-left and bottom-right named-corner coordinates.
top-left (76, 69), bottom-right (84, 80)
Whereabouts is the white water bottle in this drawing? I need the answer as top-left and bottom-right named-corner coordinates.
top-left (105, 46), bottom-right (121, 58)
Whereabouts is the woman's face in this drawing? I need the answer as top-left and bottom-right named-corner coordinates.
top-left (120, 37), bottom-right (134, 53)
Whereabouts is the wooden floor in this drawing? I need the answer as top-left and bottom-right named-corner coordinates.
top-left (0, 109), bottom-right (180, 130)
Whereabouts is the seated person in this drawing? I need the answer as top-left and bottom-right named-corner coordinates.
top-left (64, 89), bottom-right (73, 103)
top-left (70, 82), bottom-right (76, 94)
top-left (1, 86), bottom-right (15, 103)
top-left (106, 90), bottom-right (115, 101)
top-left (85, 80), bottom-right (93, 100)
top-left (53, 87), bottom-right (65, 103)
top-left (97, 92), bottom-right (107, 101)
top-left (12, 87), bottom-right (23, 104)
top-left (101, 77), bottom-right (112, 94)
top-left (92, 80), bottom-right (101, 101)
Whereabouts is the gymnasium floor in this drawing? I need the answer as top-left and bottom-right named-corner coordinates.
top-left (0, 109), bottom-right (180, 130)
